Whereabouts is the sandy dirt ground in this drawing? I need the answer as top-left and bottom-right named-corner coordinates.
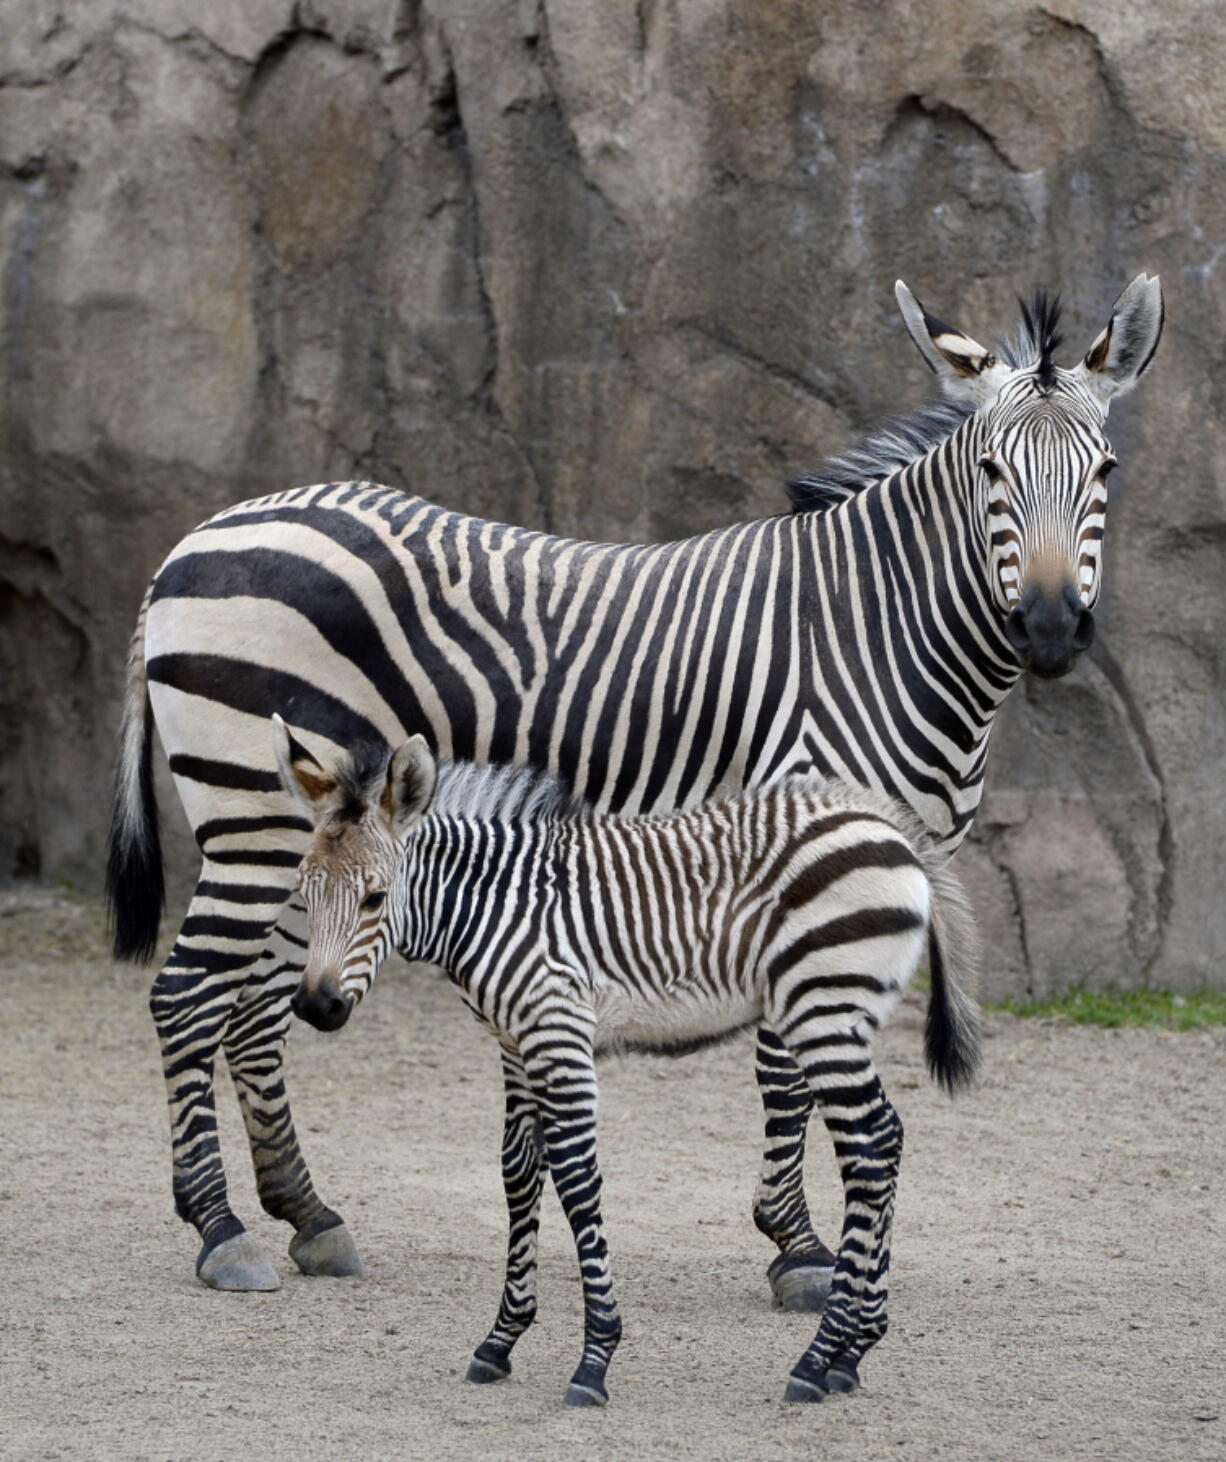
top-left (2, 888), bottom-right (1224, 1462)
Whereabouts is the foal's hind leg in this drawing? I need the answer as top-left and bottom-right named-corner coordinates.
top-left (774, 1026), bottom-right (903, 1402)
top-left (752, 1025), bottom-right (837, 1311)
top-left (223, 899), bottom-right (364, 1280)
top-left (467, 1046), bottom-right (547, 1385)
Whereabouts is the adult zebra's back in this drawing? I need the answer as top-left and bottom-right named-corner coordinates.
top-left (108, 275), bottom-right (1163, 1294)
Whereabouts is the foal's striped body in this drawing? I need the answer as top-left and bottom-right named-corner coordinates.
top-left (277, 724), bottom-right (980, 1406)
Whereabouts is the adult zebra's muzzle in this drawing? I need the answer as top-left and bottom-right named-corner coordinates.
top-left (291, 974), bottom-right (353, 1032)
top-left (1004, 581), bottom-right (1095, 679)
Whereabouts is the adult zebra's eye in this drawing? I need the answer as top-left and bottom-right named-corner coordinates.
top-left (1098, 458), bottom-right (1117, 480)
top-left (361, 889), bottom-right (386, 911)
top-left (978, 455), bottom-right (1003, 484)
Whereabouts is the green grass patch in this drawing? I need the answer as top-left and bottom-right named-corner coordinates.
top-left (995, 987), bottom-right (1226, 1030)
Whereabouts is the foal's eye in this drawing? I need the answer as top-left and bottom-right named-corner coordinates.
top-left (1097, 458), bottom-right (1117, 480)
top-left (978, 455), bottom-right (1003, 484)
top-left (361, 890), bottom-right (387, 911)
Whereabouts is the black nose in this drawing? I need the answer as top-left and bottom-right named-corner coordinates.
top-left (291, 980), bottom-right (352, 1032)
top-left (1005, 583), bottom-right (1094, 679)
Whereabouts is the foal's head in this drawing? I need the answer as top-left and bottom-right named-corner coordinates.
top-left (271, 715), bottom-right (435, 1031)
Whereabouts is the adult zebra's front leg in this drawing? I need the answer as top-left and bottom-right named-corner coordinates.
top-left (223, 900), bottom-right (364, 1281)
top-left (518, 1014), bottom-right (621, 1407)
top-left (467, 1047), bottom-right (548, 1385)
top-left (149, 862), bottom-right (297, 1290)
top-left (752, 1025), bottom-right (837, 1311)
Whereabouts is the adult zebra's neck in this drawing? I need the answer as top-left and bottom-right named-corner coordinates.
top-left (783, 412), bottom-right (1022, 847)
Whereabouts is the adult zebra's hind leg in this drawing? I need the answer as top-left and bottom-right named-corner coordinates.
top-left (773, 1026), bottom-right (903, 1404)
top-left (752, 1025), bottom-right (837, 1311)
top-left (467, 1047), bottom-right (547, 1385)
top-left (149, 863), bottom-right (296, 1290)
top-left (223, 899), bottom-right (364, 1281)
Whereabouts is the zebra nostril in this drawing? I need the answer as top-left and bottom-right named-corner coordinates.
top-left (1004, 607), bottom-right (1030, 653)
top-left (1073, 608), bottom-right (1095, 652)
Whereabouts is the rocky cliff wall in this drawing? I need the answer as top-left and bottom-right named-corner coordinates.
top-left (3, 0), bottom-right (1224, 997)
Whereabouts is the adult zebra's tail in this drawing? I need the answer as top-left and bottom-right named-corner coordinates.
top-left (106, 588), bottom-right (164, 962)
top-left (922, 860), bottom-right (982, 1095)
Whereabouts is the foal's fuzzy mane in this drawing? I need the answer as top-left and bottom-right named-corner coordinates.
top-left (431, 757), bottom-right (588, 823)
top-left (330, 741), bottom-right (586, 825)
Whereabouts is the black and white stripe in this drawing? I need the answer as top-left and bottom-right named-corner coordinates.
top-left (278, 731), bottom-right (980, 1406)
top-left (106, 276), bottom-right (1162, 1294)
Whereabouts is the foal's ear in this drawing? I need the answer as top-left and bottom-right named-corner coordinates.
top-left (380, 734), bottom-right (437, 839)
top-left (895, 281), bottom-right (1012, 407)
top-left (271, 714), bottom-right (340, 822)
top-left (1075, 273), bottom-right (1163, 410)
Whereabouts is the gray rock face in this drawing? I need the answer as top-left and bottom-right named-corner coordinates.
top-left (2, 1), bottom-right (1222, 995)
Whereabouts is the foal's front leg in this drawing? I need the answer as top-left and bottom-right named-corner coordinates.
top-left (467, 1046), bottom-right (547, 1384)
top-left (520, 1016), bottom-right (621, 1407)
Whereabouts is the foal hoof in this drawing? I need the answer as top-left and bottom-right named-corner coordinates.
top-left (197, 1233), bottom-right (281, 1292)
top-left (782, 1373), bottom-right (827, 1404)
top-left (466, 1355), bottom-right (511, 1385)
top-left (289, 1221), bottom-right (365, 1278)
top-left (564, 1381), bottom-right (609, 1408)
top-left (768, 1253), bottom-right (835, 1313)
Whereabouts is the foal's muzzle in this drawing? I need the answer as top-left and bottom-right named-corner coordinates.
top-left (1004, 582), bottom-right (1095, 679)
top-left (291, 976), bottom-right (353, 1032)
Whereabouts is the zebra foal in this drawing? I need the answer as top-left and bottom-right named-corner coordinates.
top-left (272, 715), bottom-right (980, 1407)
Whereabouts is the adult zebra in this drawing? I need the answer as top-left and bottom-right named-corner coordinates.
top-left (108, 275), bottom-right (1162, 1294)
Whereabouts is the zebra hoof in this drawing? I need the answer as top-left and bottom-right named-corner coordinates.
top-left (466, 1355), bottom-right (511, 1385)
top-left (564, 1381), bottom-right (609, 1408)
top-left (768, 1253), bottom-right (835, 1313)
top-left (782, 1373), bottom-right (827, 1404)
top-left (289, 1221), bottom-right (365, 1278)
top-left (197, 1233), bottom-right (282, 1292)
top-left (823, 1362), bottom-right (860, 1394)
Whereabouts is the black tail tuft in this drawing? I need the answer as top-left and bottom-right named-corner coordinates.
top-left (106, 698), bottom-right (164, 963)
top-left (924, 926), bottom-right (981, 1096)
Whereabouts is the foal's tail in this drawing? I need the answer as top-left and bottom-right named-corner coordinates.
top-left (105, 585), bottom-right (164, 963)
top-left (921, 862), bottom-right (982, 1096)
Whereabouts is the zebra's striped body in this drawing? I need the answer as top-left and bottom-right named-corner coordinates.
top-left (275, 724), bottom-right (980, 1406)
top-left (107, 276), bottom-right (1162, 1294)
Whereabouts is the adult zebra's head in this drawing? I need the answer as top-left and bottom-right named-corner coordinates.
top-left (271, 715), bottom-right (435, 1033)
top-left (897, 275), bottom-right (1163, 678)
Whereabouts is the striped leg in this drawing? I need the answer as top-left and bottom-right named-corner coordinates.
top-left (775, 1028), bottom-right (903, 1403)
top-left (467, 1047), bottom-right (547, 1385)
top-left (520, 1017), bottom-right (621, 1407)
top-left (223, 901), bottom-right (364, 1280)
top-left (148, 865), bottom-right (295, 1290)
top-left (752, 1026), bottom-right (837, 1310)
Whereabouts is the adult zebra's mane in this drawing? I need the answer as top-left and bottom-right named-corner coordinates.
top-left (789, 289), bottom-right (1062, 514)
top-left (788, 400), bottom-right (974, 513)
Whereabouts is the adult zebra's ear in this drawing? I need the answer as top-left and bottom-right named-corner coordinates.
top-left (271, 713), bottom-right (340, 822)
top-left (1074, 273), bottom-right (1163, 410)
top-left (380, 734), bottom-right (437, 839)
top-left (895, 281), bottom-right (1012, 408)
